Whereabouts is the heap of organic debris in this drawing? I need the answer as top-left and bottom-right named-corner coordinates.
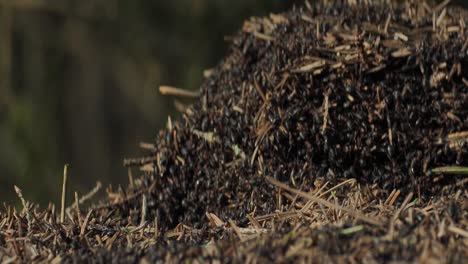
top-left (126, 0), bottom-right (468, 229)
top-left (1, 0), bottom-right (467, 263)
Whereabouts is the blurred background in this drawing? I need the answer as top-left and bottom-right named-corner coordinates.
top-left (0, 0), bottom-right (467, 205)
top-left (0, 0), bottom-right (301, 205)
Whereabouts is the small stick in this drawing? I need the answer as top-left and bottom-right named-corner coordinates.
top-left (321, 90), bottom-right (330, 134)
top-left (154, 216), bottom-right (159, 238)
top-left (394, 32), bottom-right (408, 42)
top-left (435, 0), bottom-right (451, 12)
top-left (253, 31), bottom-right (275, 42)
top-left (448, 225), bottom-right (468, 238)
top-left (123, 156), bottom-right (157, 167)
top-left (139, 142), bottom-right (155, 150)
top-left (447, 131), bottom-right (468, 140)
top-left (206, 212), bottom-right (225, 227)
top-left (228, 220), bottom-right (245, 241)
top-left (385, 192), bottom-right (413, 240)
top-left (247, 214), bottom-right (262, 229)
top-left (389, 190), bottom-right (401, 207)
top-left (318, 179), bottom-right (356, 198)
top-left (391, 192), bottom-right (413, 222)
top-left (384, 189), bottom-right (397, 205)
top-left (158, 85), bottom-right (199, 98)
top-left (60, 164), bottom-right (69, 223)
top-left (316, 20), bottom-right (321, 39)
top-left (80, 209), bottom-right (93, 237)
top-left (75, 192), bottom-right (82, 226)
top-left (128, 168), bottom-right (134, 189)
top-left (436, 8), bottom-right (447, 27)
top-left (140, 194), bottom-right (147, 227)
top-left (253, 79), bottom-right (267, 102)
top-left (384, 14), bottom-right (391, 34)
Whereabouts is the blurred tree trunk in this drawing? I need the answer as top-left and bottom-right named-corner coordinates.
top-left (63, 18), bottom-right (110, 190)
top-left (0, 5), bottom-right (12, 107)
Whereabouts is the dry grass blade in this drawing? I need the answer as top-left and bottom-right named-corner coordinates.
top-left (292, 60), bottom-right (327, 73)
top-left (448, 131), bottom-right (468, 140)
top-left (317, 179), bottom-right (356, 198)
top-left (265, 176), bottom-right (382, 226)
top-left (60, 164), bottom-right (69, 223)
top-left (321, 89), bottom-right (330, 134)
top-left (229, 220), bottom-right (246, 241)
top-left (447, 225), bottom-right (468, 238)
top-left (80, 209), bottom-right (93, 237)
top-left (431, 166), bottom-right (468, 175)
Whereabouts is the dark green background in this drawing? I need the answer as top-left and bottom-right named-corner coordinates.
top-left (0, 0), bottom-right (300, 205)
